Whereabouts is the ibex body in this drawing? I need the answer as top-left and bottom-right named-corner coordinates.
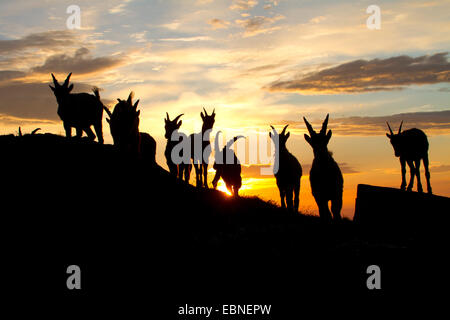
top-left (105, 92), bottom-right (156, 163)
top-left (164, 113), bottom-right (191, 181)
top-left (269, 125), bottom-right (302, 213)
top-left (212, 132), bottom-right (245, 197)
top-left (304, 114), bottom-right (343, 222)
top-left (386, 122), bottom-right (432, 194)
top-left (49, 73), bottom-right (104, 144)
top-left (189, 108), bottom-right (215, 188)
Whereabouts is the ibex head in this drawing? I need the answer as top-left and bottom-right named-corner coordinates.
top-left (49, 73), bottom-right (73, 101)
top-left (269, 124), bottom-right (290, 149)
top-left (303, 114), bottom-right (332, 152)
top-left (386, 121), bottom-right (403, 157)
top-left (164, 113), bottom-right (184, 139)
top-left (106, 92), bottom-right (140, 148)
top-left (200, 107), bottom-right (216, 131)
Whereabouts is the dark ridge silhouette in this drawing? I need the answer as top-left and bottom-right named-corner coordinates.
top-left (189, 107), bottom-right (215, 188)
top-left (49, 73), bottom-right (104, 144)
top-left (164, 112), bottom-right (191, 181)
top-left (269, 124), bottom-right (302, 213)
top-left (212, 131), bottom-right (245, 197)
top-left (386, 122), bottom-right (432, 194)
top-left (104, 92), bottom-right (156, 163)
top-left (354, 184), bottom-right (450, 229)
top-left (304, 114), bottom-right (343, 222)
top-left (0, 132), bottom-right (443, 304)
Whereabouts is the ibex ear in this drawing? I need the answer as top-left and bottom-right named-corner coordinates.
top-left (200, 112), bottom-right (205, 120)
top-left (49, 85), bottom-right (55, 91)
top-left (326, 130), bottom-right (332, 141)
top-left (285, 132), bottom-right (290, 140)
top-left (386, 133), bottom-right (392, 139)
top-left (67, 84), bottom-right (74, 92)
top-left (177, 120), bottom-right (182, 128)
top-left (304, 134), bottom-right (312, 145)
top-left (136, 110), bottom-right (140, 117)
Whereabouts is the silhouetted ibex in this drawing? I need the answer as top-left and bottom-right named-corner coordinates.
top-left (104, 92), bottom-right (156, 163)
top-left (189, 108), bottom-right (215, 188)
top-left (49, 73), bottom-right (104, 144)
top-left (269, 125), bottom-right (302, 213)
top-left (386, 121), bottom-right (432, 194)
top-left (304, 114), bottom-right (343, 222)
top-left (212, 131), bottom-right (245, 197)
top-left (164, 113), bottom-right (192, 181)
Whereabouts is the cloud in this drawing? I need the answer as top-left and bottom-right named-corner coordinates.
top-left (230, 0), bottom-right (258, 11)
top-left (235, 14), bottom-right (285, 37)
top-left (208, 19), bottom-right (230, 30)
top-left (159, 36), bottom-right (212, 42)
top-left (430, 164), bottom-right (450, 173)
top-left (109, 0), bottom-right (133, 14)
top-left (278, 110), bottom-right (450, 136)
top-left (0, 70), bottom-right (26, 82)
top-left (0, 31), bottom-right (76, 54)
top-left (266, 53), bottom-right (450, 94)
top-left (32, 47), bottom-right (124, 75)
top-left (242, 162), bottom-right (358, 178)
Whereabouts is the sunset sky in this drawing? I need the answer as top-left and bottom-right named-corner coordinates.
top-left (1, 0), bottom-right (449, 218)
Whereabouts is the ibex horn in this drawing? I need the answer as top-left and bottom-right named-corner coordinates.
top-left (203, 107), bottom-right (208, 116)
top-left (127, 92), bottom-right (134, 105)
top-left (281, 124), bottom-right (289, 135)
top-left (63, 72), bottom-right (72, 87)
top-left (398, 121), bottom-right (403, 134)
top-left (320, 114), bottom-right (329, 134)
top-left (166, 112), bottom-right (170, 121)
top-left (386, 122), bottom-right (394, 135)
top-left (226, 135), bottom-right (245, 150)
top-left (173, 114), bottom-right (184, 123)
top-left (303, 117), bottom-right (315, 135)
top-left (51, 73), bottom-right (58, 86)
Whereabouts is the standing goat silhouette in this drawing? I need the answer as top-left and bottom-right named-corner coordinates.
top-left (104, 92), bottom-right (156, 163)
top-left (269, 125), bottom-right (302, 213)
top-left (304, 114), bottom-right (343, 222)
top-left (212, 131), bottom-right (245, 197)
top-left (189, 108), bottom-right (216, 188)
top-left (164, 113), bottom-right (192, 181)
top-left (49, 73), bottom-right (104, 144)
top-left (386, 121), bottom-right (432, 194)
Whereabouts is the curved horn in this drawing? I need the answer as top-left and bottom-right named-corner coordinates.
top-left (133, 99), bottom-right (140, 111)
top-left (127, 92), bottom-right (134, 105)
top-left (270, 125), bottom-right (277, 134)
top-left (166, 112), bottom-right (170, 121)
top-left (212, 108), bottom-right (216, 115)
top-left (226, 135), bottom-right (245, 150)
top-left (398, 121), bottom-right (403, 134)
top-left (103, 106), bottom-right (112, 118)
top-left (320, 114), bottom-right (329, 134)
top-left (173, 113), bottom-right (184, 123)
top-left (281, 124), bottom-right (289, 135)
top-left (303, 117), bottom-right (315, 135)
top-left (51, 73), bottom-right (58, 86)
top-left (386, 122), bottom-right (394, 135)
top-left (63, 72), bottom-right (72, 87)
top-left (203, 107), bottom-right (208, 116)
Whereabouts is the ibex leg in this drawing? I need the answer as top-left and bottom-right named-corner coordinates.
top-left (202, 164), bottom-right (209, 188)
top-left (423, 155), bottom-right (432, 194)
top-left (331, 196), bottom-right (342, 221)
top-left (406, 160), bottom-right (415, 191)
top-left (184, 164), bottom-right (192, 183)
top-left (94, 121), bottom-right (104, 144)
top-left (293, 181), bottom-right (300, 213)
top-left (193, 163), bottom-right (201, 187)
top-left (414, 159), bottom-right (423, 193)
top-left (279, 190), bottom-right (286, 208)
top-left (317, 200), bottom-right (332, 223)
top-left (286, 189), bottom-right (294, 212)
top-left (400, 158), bottom-right (406, 190)
top-left (75, 127), bottom-right (83, 139)
top-left (64, 123), bottom-right (72, 138)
